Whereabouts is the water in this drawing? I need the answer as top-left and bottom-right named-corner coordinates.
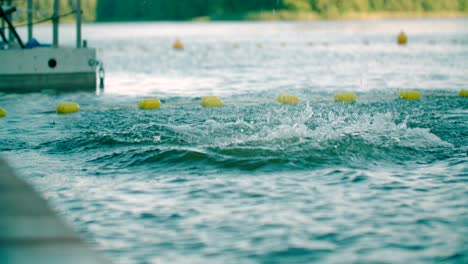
top-left (1, 20), bottom-right (468, 263)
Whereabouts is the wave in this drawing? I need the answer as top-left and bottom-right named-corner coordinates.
top-left (34, 101), bottom-right (456, 172)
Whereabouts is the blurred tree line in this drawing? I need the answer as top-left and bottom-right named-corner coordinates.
top-left (6, 0), bottom-right (96, 21)
top-left (7, 0), bottom-right (468, 21)
top-left (96, 0), bottom-right (468, 20)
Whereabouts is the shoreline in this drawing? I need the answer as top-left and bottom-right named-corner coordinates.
top-left (16, 12), bottom-right (468, 25)
top-left (201, 11), bottom-right (468, 22)
top-left (93, 11), bottom-right (468, 23)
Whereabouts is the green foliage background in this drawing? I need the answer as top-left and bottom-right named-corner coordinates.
top-left (96, 0), bottom-right (468, 21)
top-left (8, 0), bottom-right (468, 21)
top-left (7, 0), bottom-right (96, 21)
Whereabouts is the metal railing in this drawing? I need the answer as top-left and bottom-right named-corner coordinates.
top-left (0, 5), bottom-right (24, 48)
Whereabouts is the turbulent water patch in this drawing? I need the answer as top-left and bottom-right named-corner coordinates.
top-left (20, 98), bottom-right (458, 173)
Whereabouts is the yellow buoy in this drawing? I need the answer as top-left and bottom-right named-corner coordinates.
top-left (334, 92), bottom-right (357, 103)
top-left (276, 94), bottom-right (299, 105)
top-left (0, 107), bottom-right (6, 118)
top-left (459, 89), bottom-right (468, 97)
top-left (138, 98), bottom-right (161, 110)
top-left (399, 90), bottom-right (421, 100)
top-left (201, 96), bottom-right (224, 108)
top-left (173, 38), bottom-right (184, 50)
top-left (57, 102), bottom-right (80, 114)
top-left (397, 31), bottom-right (407, 45)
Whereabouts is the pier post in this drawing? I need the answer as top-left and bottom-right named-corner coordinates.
top-left (0, 0), bottom-right (4, 40)
top-left (52, 0), bottom-right (59, 47)
top-left (27, 0), bottom-right (32, 42)
top-left (6, 0), bottom-right (12, 43)
top-left (76, 0), bottom-right (81, 48)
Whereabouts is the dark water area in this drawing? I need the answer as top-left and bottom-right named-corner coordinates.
top-left (1, 20), bottom-right (468, 263)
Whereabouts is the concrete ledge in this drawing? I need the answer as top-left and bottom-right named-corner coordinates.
top-left (0, 72), bottom-right (96, 92)
top-left (0, 158), bottom-right (108, 264)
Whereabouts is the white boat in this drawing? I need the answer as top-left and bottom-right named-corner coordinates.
top-left (0, 0), bottom-right (103, 92)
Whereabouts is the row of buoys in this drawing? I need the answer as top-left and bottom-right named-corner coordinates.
top-left (172, 31), bottom-right (409, 50)
top-left (1, 90), bottom-right (466, 117)
top-left (55, 96), bottom-right (226, 114)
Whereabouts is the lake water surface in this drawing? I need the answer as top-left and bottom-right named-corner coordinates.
top-left (1, 20), bottom-right (468, 263)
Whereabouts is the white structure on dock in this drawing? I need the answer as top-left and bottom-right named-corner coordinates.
top-left (0, 0), bottom-right (102, 92)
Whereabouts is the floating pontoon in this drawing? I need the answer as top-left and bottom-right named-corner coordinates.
top-left (0, 0), bottom-right (102, 92)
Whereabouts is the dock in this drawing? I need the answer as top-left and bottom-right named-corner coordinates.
top-left (0, 0), bottom-right (101, 92)
top-left (0, 158), bottom-right (108, 264)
